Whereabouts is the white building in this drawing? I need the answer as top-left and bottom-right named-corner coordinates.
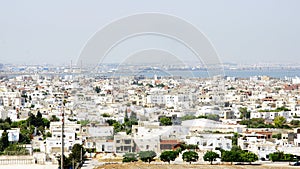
top-left (185, 134), bottom-right (232, 151)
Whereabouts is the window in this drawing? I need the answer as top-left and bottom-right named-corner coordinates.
top-left (124, 140), bottom-right (131, 144)
top-left (226, 143), bottom-right (230, 148)
top-left (107, 146), bottom-right (112, 150)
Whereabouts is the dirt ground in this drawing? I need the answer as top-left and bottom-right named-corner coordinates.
top-left (96, 162), bottom-right (297, 169)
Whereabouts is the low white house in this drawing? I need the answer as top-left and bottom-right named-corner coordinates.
top-left (185, 134), bottom-right (232, 151)
top-left (95, 139), bottom-right (115, 153)
top-left (87, 126), bottom-right (114, 138)
top-left (0, 128), bottom-right (20, 142)
top-left (7, 128), bottom-right (20, 142)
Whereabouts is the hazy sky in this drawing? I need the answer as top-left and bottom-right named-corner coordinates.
top-left (0, 0), bottom-right (300, 65)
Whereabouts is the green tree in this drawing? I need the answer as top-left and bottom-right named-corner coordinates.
top-left (290, 120), bottom-right (300, 126)
top-left (101, 113), bottom-right (111, 117)
top-left (240, 118), bottom-right (274, 128)
top-left (68, 144), bottom-right (86, 167)
top-left (239, 107), bottom-right (250, 119)
top-left (106, 119), bottom-right (118, 126)
top-left (182, 151), bottom-right (199, 164)
top-left (269, 151), bottom-right (284, 162)
top-left (95, 86), bottom-right (101, 93)
top-left (19, 130), bottom-right (32, 144)
top-left (0, 131), bottom-right (9, 151)
top-left (124, 109), bottom-right (129, 122)
top-left (269, 151), bottom-right (296, 162)
top-left (221, 146), bottom-right (243, 164)
top-left (124, 111), bottom-right (138, 135)
top-left (240, 152), bottom-right (258, 164)
top-left (221, 146), bottom-right (259, 164)
top-left (138, 151), bottom-right (157, 163)
top-left (274, 116), bottom-right (286, 128)
top-left (27, 113), bottom-right (37, 126)
top-left (232, 133), bottom-right (239, 146)
top-left (4, 117), bottom-right (12, 125)
top-left (160, 151), bottom-right (178, 164)
top-left (42, 118), bottom-right (50, 128)
top-left (112, 121), bottom-right (124, 133)
top-left (3, 144), bottom-right (29, 155)
top-left (159, 117), bottom-right (172, 126)
top-left (38, 125), bottom-right (45, 135)
top-left (203, 151), bottom-right (219, 165)
top-left (79, 120), bottom-right (89, 126)
top-left (180, 144), bottom-right (199, 151)
top-left (57, 155), bottom-right (71, 169)
top-left (36, 110), bottom-right (42, 119)
top-left (122, 153), bottom-right (138, 163)
top-left (50, 115), bottom-right (60, 122)
top-left (35, 111), bottom-right (45, 127)
top-left (272, 133), bottom-right (282, 140)
top-left (206, 114), bottom-right (220, 121)
top-left (0, 122), bottom-right (11, 130)
top-left (221, 150), bottom-right (236, 164)
top-left (43, 131), bottom-right (52, 139)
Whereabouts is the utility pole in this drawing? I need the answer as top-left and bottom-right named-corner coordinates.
top-left (61, 106), bottom-right (65, 169)
top-left (72, 158), bottom-right (74, 169)
top-left (80, 147), bottom-right (83, 162)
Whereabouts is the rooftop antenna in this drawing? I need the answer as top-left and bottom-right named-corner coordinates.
top-left (70, 60), bottom-right (73, 73)
top-left (80, 60), bottom-right (82, 74)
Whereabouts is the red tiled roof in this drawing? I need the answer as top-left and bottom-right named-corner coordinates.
top-left (160, 140), bottom-right (179, 144)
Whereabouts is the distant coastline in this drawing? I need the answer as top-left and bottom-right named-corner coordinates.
top-left (1, 64), bottom-right (300, 79)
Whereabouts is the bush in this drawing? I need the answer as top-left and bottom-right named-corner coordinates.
top-left (240, 118), bottom-right (275, 128)
top-left (139, 151), bottom-right (156, 163)
top-left (3, 144), bottom-right (29, 155)
top-left (272, 133), bottom-right (282, 140)
top-left (180, 115), bottom-right (197, 121)
top-left (101, 113), bottom-right (111, 117)
top-left (123, 153), bottom-right (138, 163)
top-left (180, 143), bottom-right (199, 151)
top-left (269, 151), bottom-right (296, 162)
top-left (159, 117), bottom-right (172, 126)
top-left (240, 152), bottom-right (258, 163)
top-left (290, 120), bottom-right (300, 126)
top-left (221, 146), bottom-right (258, 164)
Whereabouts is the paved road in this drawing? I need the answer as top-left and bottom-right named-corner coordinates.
top-left (81, 158), bottom-right (103, 169)
top-left (0, 164), bottom-right (58, 169)
top-left (0, 158), bottom-right (102, 169)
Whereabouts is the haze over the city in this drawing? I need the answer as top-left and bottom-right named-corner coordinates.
top-left (0, 0), bottom-right (300, 65)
